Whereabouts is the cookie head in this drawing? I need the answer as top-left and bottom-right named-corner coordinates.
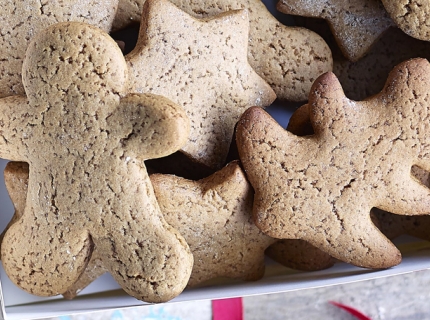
top-left (23, 22), bottom-right (127, 112)
top-left (21, 22), bottom-right (129, 149)
top-left (0, 0), bottom-right (119, 98)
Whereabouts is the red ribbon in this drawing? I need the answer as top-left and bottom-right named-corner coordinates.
top-left (330, 301), bottom-right (372, 320)
top-left (212, 298), bottom-right (243, 320)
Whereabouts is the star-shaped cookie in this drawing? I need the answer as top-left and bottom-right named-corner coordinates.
top-left (382, 0), bottom-right (430, 41)
top-left (236, 58), bottom-right (430, 269)
top-left (151, 161), bottom-right (276, 286)
top-left (277, 0), bottom-right (395, 61)
top-left (114, 0), bottom-right (332, 101)
top-left (126, 0), bottom-right (276, 169)
top-left (0, 0), bottom-right (119, 98)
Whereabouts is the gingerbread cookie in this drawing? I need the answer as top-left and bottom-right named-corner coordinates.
top-left (126, 0), bottom-right (276, 170)
top-left (0, 162), bottom-right (29, 258)
top-left (0, 22), bottom-right (193, 303)
top-left (277, 0), bottom-right (395, 61)
top-left (236, 58), bottom-right (430, 268)
top-left (0, 0), bottom-right (119, 98)
top-left (382, 0), bottom-right (430, 41)
top-left (152, 161), bottom-right (276, 286)
top-left (62, 161), bottom-right (275, 298)
top-left (372, 166), bottom-right (430, 241)
top-left (333, 28), bottom-right (430, 101)
top-left (266, 240), bottom-right (336, 271)
top-left (115, 0), bottom-right (332, 101)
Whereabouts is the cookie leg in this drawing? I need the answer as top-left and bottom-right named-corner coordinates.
top-left (304, 215), bottom-right (401, 269)
top-left (1, 218), bottom-right (93, 296)
top-left (379, 178), bottom-right (430, 215)
top-left (95, 221), bottom-right (193, 303)
top-left (62, 250), bottom-right (106, 299)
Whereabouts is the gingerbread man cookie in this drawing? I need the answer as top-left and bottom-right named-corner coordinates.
top-left (62, 161), bottom-right (275, 298)
top-left (277, 0), bottom-right (395, 61)
top-left (0, 22), bottom-right (193, 303)
top-left (236, 58), bottom-right (430, 268)
top-left (0, 0), bottom-right (119, 98)
top-left (126, 0), bottom-right (276, 169)
top-left (382, 0), bottom-right (430, 41)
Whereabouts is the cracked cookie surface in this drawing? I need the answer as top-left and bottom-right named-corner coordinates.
top-left (236, 58), bottom-right (430, 268)
top-left (0, 0), bottom-right (119, 98)
top-left (126, 0), bottom-right (276, 169)
top-left (115, 0), bottom-right (332, 101)
top-left (382, 0), bottom-right (430, 41)
top-left (0, 22), bottom-right (193, 303)
top-left (62, 161), bottom-right (275, 298)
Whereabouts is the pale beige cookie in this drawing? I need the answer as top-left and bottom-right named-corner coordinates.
top-left (266, 240), bottom-right (336, 271)
top-left (0, 0), bottom-right (119, 98)
top-left (117, 0), bottom-right (332, 102)
top-left (382, 0), bottom-right (430, 41)
top-left (277, 0), bottom-right (395, 61)
top-left (126, 0), bottom-right (276, 170)
top-left (0, 22), bottom-right (193, 303)
top-left (236, 58), bottom-right (430, 269)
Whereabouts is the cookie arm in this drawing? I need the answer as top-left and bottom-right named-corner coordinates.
top-left (0, 96), bottom-right (33, 161)
top-left (107, 93), bottom-right (190, 160)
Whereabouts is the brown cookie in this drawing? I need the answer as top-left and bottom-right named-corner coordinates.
top-left (333, 28), bottom-right (430, 101)
top-left (277, 0), bottom-right (395, 61)
top-left (294, 18), bottom-right (430, 101)
top-left (266, 240), bottom-right (336, 271)
top-left (115, 0), bottom-right (332, 101)
top-left (373, 166), bottom-right (430, 241)
top-left (236, 58), bottom-right (430, 269)
top-left (0, 162), bottom-right (29, 258)
top-left (382, 0), bottom-right (430, 41)
top-left (63, 161), bottom-right (276, 298)
top-left (126, 0), bottom-right (276, 170)
top-left (287, 104), bottom-right (430, 245)
top-left (0, 0), bottom-right (119, 98)
top-left (151, 161), bottom-right (276, 286)
top-left (0, 22), bottom-right (193, 303)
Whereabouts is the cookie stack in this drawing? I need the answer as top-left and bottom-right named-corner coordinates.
top-left (0, 0), bottom-right (430, 305)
